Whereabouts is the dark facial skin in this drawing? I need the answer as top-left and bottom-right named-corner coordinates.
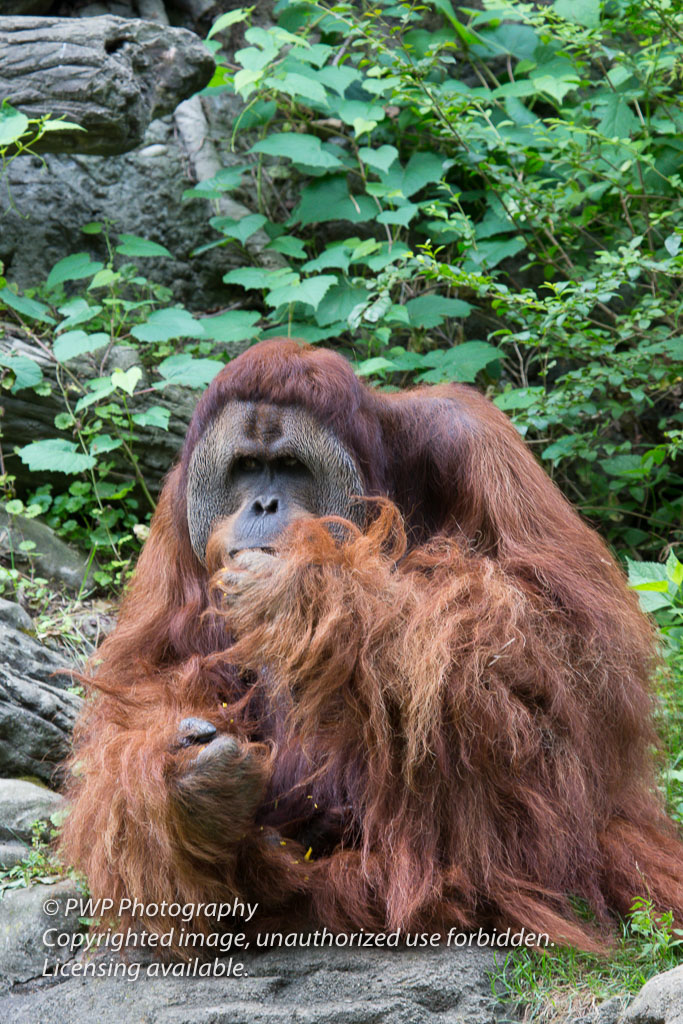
top-left (223, 452), bottom-right (316, 555)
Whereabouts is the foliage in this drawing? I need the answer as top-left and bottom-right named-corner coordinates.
top-left (0, 101), bottom-right (84, 208)
top-left (629, 550), bottom-right (683, 654)
top-left (0, 223), bottom-right (254, 581)
top-left (196, 0), bottom-right (683, 556)
top-left (0, 818), bottom-right (66, 896)
top-left (1, 0), bottom-right (682, 568)
top-left (629, 553), bottom-right (683, 826)
top-left (493, 896), bottom-right (683, 1022)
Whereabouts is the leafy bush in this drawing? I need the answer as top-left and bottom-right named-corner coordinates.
top-left (1, 0), bottom-right (682, 570)
top-left (629, 553), bottom-right (683, 824)
top-left (0, 226), bottom-right (253, 580)
top-left (197, 0), bottom-right (683, 556)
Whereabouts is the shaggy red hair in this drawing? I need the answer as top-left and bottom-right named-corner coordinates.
top-left (59, 339), bottom-right (683, 952)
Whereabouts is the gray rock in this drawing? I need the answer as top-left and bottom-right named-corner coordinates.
top-left (623, 965), bottom-right (683, 1024)
top-left (0, 16), bottom-right (215, 155)
top-left (0, 779), bottom-right (65, 842)
top-left (0, 940), bottom-right (509, 1022)
top-left (0, 880), bottom-right (84, 991)
top-left (0, 509), bottom-right (96, 592)
top-left (0, 0), bottom-right (51, 12)
top-left (0, 839), bottom-right (29, 867)
top-left (0, 617), bottom-right (82, 783)
top-left (0, 114), bottom-right (246, 308)
top-left (0, 599), bottom-right (33, 632)
top-left (594, 994), bottom-right (628, 1024)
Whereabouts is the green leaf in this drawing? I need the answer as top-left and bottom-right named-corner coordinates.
top-left (88, 268), bottom-right (119, 290)
top-left (200, 310), bottom-right (261, 343)
top-left (359, 145), bottom-right (399, 174)
top-left (596, 94), bottom-right (639, 139)
top-left (494, 387), bottom-right (544, 411)
top-left (130, 307), bottom-right (205, 343)
top-left (365, 242), bottom-right (412, 271)
top-left (74, 378), bottom-right (115, 412)
top-left (224, 267), bottom-right (286, 290)
top-left (302, 243), bottom-right (353, 273)
top-left (599, 454), bottom-right (642, 477)
top-left (111, 367), bottom-right (142, 395)
top-left (666, 551), bottom-right (683, 588)
top-left (405, 295), bottom-right (472, 328)
top-left (45, 253), bottom-right (104, 290)
top-left (315, 283), bottom-right (368, 326)
top-left (664, 234), bottom-right (682, 258)
top-left (0, 287), bottom-right (56, 324)
top-left (267, 73), bottom-right (328, 105)
top-left (89, 434), bottom-right (123, 455)
top-left (382, 151), bottom-right (445, 198)
top-left (355, 356), bottom-right (396, 377)
top-left (493, 80), bottom-right (539, 99)
top-left (0, 354), bottom-right (43, 392)
top-left (376, 204), bottom-right (420, 227)
top-left (183, 166), bottom-right (248, 201)
top-left (431, 0), bottom-right (479, 42)
top-left (211, 211), bottom-right (268, 243)
top-left (267, 235), bottom-right (307, 259)
top-left (384, 347), bottom-right (429, 372)
top-left (627, 559), bottom-right (674, 613)
top-left (207, 7), bottom-right (251, 38)
top-left (414, 342), bottom-right (501, 383)
top-left (18, 439), bottom-right (95, 475)
top-left (314, 64), bottom-right (361, 95)
top-left (553, 0), bottom-right (600, 29)
top-left (531, 73), bottom-right (580, 104)
top-left (56, 298), bottom-right (102, 331)
top-left (291, 177), bottom-right (376, 226)
top-left (463, 237), bottom-right (526, 270)
top-left (131, 406), bottom-right (171, 430)
top-left (209, 213), bottom-right (267, 244)
top-left (157, 354), bottom-right (223, 388)
top-left (631, 580), bottom-right (669, 593)
top-left (265, 274), bottom-right (337, 311)
top-left (115, 234), bottom-right (172, 258)
top-left (333, 99), bottom-right (384, 130)
top-left (541, 435), bottom-right (579, 461)
top-left (0, 102), bottom-right (29, 147)
top-left (251, 134), bottom-right (344, 170)
top-left (41, 119), bottom-right (84, 133)
top-left (53, 331), bottom-right (109, 362)
top-left (627, 560), bottom-right (669, 587)
top-left (261, 322), bottom-right (346, 344)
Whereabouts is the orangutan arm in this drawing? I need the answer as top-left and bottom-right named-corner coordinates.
top-left (58, 686), bottom-right (312, 942)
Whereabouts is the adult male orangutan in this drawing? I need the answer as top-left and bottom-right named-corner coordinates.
top-left (60, 338), bottom-right (683, 953)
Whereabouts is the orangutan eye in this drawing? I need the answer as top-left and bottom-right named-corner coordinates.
top-left (237, 456), bottom-right (260, 471)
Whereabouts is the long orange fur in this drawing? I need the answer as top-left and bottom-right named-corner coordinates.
top-left (59, 339), bottom-right (683, 953)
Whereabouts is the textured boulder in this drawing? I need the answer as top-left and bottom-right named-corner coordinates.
top-left (0, 16), bottom-right (215, 154)
top-left (623, 966), bottom-right (683, 1024)
top-left (0, 941), bottom-right (509, 1022)
top-left (0, 778), bottom-right (65, 841)
top-left (0, 881), bottom-right (84, 992)
top-left (0, 602), bottom-right (82, 783)
top-left (0, 509), bottom-right (97, 592)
